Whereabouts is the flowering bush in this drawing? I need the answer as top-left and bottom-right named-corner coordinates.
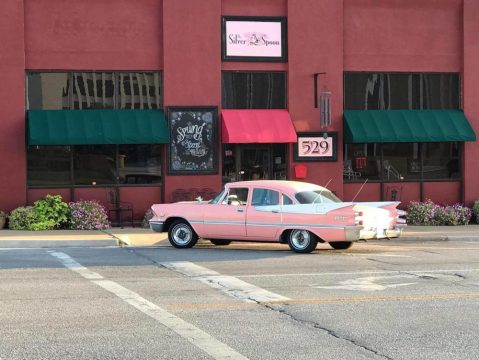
top-left (69, 200), bottom-right (110, 230)
top-left (407, 200), bottom-right (471, 226)
top-left (473, 200), bottom-right (479, 223)
top-left (406, 200), bottom-right (438, 225)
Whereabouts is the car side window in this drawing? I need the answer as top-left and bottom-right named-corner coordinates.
top-left (252, 188), bottom-right (279, 206)
top-left (282, 194), bottom-right (293, 205)
top-left (223, 187), bottom-right (249, 206)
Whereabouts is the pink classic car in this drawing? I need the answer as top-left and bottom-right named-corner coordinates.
top-left (150, 180), bottom-right (406, 253)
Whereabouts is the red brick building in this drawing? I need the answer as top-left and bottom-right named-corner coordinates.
top-left (0, 0), bottom-right (477, 222)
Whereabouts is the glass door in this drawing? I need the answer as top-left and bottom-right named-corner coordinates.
top-left (239, 146), bottom-right (271, 181)
top-left (222, 144), bottom-right (287, 184)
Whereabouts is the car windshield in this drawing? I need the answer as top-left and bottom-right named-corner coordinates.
top-left (295, 190), bottom-right (342, 204)
top-left (210, 189), bottom-right (226, 204)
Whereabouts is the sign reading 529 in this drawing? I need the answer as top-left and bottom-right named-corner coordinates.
top-left (299, 138), bottom-right (332, 157)
top-left (294, 132), bottom-right (337, 162)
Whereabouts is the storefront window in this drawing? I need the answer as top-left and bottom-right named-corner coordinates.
top-left (382, 143), bottom-right (420, 181)
top-left (26, 72), bottom-right (70, 110)
top-left (343, 142), bottom-right (461, 182)
top-left (423, 142), bottom-right (460, 180)
top-left (222, 144), bottom-right (287, 183)
top-left (27, 144), bottom-right (163, 187)
top-left (72, 72), bottom-right (115, 109)
top-left (344, 73), bottom-right (460, 110)
top-left (27, 146), bottom-right (71, 186)
top-left (73, 145), bottom-right (116, 185)
top-left (118, 144), bottom-right (162, 184)
top-left (222, 72), bottom-right (286, 109)
top-left (343, 143), bottom-right (380, 181)
top-left (26, 71), bottom-right (162, 110)
top-left (118, 72), bottom-right (162, 109)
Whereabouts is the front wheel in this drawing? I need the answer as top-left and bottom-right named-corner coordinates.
top-left (329, 241), bottom-right (353, 250)
top-left (287, 230), bottom-right (318, 253)
top-left (168, 220), bottom-right (198, 248)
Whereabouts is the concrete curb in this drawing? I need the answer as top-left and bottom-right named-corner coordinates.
top-left (0, 239), bottom-right (118, 248)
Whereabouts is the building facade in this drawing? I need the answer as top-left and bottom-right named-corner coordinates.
top-left (1, 0), bottom-right (478, 223)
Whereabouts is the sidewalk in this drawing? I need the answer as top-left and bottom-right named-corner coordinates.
top-left (0, 225), bottom-right (478, 248)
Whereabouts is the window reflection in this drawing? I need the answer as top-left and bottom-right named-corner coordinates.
top-left (118, 72), bottom-right (162, 109)
top-left (26, 71), bottom-right (162, 110)
top-left (343, 143), bottom-right (379, 180)
top-left (27, 146), bottom-right (71, 186)
top-left (73, 145), bottom-right (116, 185)
top-left (222, 72), bottom-right (286, 109)
top-left (423, 142), bottom-right (460, 180)
top-left (118, 144), bottom-right (162, 184)
top-left (72, 72), bottom-right (114, 109)
top-left (26, 73), bottom-right (70, 110)
top-left (344, 73), bottom-right (460, 110)
top-left (343, 142), bottom-right (461, 182)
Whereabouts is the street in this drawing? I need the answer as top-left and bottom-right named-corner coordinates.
top-left (1, 239), bottom-right (478, 360)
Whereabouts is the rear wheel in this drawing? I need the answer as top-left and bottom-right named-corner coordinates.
top-left (210, 239), bottom-right (232, 246)
top-left (168, 220), bottom-right (198, 248)
top-left (329, 241), bottom-right (353, 250)
top-left (287, 230), bottom-right (318, 253)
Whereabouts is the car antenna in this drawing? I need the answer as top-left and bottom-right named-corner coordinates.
top-left (351, 178), bottom-right (369, 203)
top-left (312, 178), bottom-right (332, 204)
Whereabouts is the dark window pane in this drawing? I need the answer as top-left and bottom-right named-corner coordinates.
top-left (27, 146), bottom-right (71, 186)
top-left (382, 143), bottom-right (421, 181)
top-left (118, 144), bottom-right (162, 184)
top-left (118, 72), bottom-right (162, 109)
top-left (72, 72), bottom-right (114, 109)
top-left (73, 145), bottom-right (116, 185)
top-left (343, 143), bottom-right (380, 181)
top-left (344, 73), bottom-right (460, 110)
top-left (222, 72), bottom-right (286, 109)
top-left (423, 142), bottom-right (461, 180)
top-left (26, 73), bottom-right (70, 110)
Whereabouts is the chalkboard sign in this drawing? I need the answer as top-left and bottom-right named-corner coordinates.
top-left (167, 106), bottom-right (218, 174)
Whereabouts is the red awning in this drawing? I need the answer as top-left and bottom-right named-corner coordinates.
top-left (221, 109), bottom-right (297, 143)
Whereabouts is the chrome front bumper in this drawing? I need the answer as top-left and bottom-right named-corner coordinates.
top-left (149, 220), bottom-right (164, 233)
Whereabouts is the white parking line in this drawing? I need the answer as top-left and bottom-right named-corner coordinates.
top-left (49, 251), bottom-right (248, 360)
top-left (161, 261), bottom-right (290, 303)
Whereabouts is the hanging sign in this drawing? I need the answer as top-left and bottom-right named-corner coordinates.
top-left (222, 16), bottom-right (287, 62)
top-left (293, 132), bottom-right (338, 162)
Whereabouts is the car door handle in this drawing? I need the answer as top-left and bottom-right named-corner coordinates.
top-left (272, 209), bottom-right (279, 213)
top-left (236, 208), bottom-right (244, 212)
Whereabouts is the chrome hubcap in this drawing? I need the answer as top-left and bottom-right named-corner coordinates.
top-left (291, 230), bottom-right (310, 249)
top-left (172, 224), bottom-right (192, 245)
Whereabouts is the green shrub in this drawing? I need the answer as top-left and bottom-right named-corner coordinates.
top-left (34, 195), bottom-right (70, 229)
top-left (69, 200), bottom-right (110, 230)
top-left (8, 207), bottom-right (39, 230)
top-left (473, 200), bottom-right (479, 223)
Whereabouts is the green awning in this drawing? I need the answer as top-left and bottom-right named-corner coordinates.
top-left (343, 110), bottom-right (476, 143)
top-left (28, 110), bottom-right (170, 145)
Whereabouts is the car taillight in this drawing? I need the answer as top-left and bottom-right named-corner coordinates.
top-left (354, 211), bottom-right (363, 226)
top-left (396, 210), bottom-right (407, 225)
